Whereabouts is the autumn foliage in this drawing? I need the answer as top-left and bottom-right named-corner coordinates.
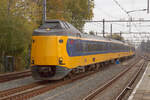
top-left (0, 0), bottom-right (94, 72)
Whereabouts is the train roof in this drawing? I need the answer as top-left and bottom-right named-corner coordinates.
top-left (35, 20), bottom-right (132, 47)
top-left (45, 20), bottom-right (62, 23)
top-left (81, 33), bottom-right (126, 44)
top-left (44, 20), bottom-right (126, 43)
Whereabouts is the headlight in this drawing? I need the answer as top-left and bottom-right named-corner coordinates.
top-left (59, 57), bottom-right (63, 65)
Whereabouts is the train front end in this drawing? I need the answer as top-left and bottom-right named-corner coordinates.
top-left (31, 20), bottom-right (71, 80)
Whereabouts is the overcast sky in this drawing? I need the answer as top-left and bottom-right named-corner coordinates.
top-left (93, 0), bottom-right (150, 20)
top-left (84, 0), bottom-right (150, 45)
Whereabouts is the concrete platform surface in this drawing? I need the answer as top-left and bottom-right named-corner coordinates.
top-left (128, 62), bottom-right (150, 100)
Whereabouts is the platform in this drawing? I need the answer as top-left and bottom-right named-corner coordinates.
top-left (128, 62), bottom-right (150, 100)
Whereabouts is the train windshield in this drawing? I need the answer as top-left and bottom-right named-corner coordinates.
top-left (39, 22), bottom-right (62, 29)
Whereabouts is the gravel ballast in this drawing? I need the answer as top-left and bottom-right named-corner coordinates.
top-left (93, 59), bottom-right (144, 100)
top-left (0, 76), bottom-right (39, 91)
top-left (30, 58), bottom-right (136, 100)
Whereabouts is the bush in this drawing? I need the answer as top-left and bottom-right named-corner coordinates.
top-left (0, 11), bottom-right (35, 72)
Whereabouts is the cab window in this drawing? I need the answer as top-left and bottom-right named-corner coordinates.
top-left (40, 22), bottom-right (62, 29)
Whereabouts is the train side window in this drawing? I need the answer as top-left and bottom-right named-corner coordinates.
top-left (75, 40), bottom-right (82, 53)
top-left (111, 43), bottom-right (115, 51)
top-left (99, 42), bottom-right (105, 51)
top-left (40, 22), bottom-right (62, 29)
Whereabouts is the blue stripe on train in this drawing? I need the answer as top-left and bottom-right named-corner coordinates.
top-left (66, 39), bottom-right (130, 57)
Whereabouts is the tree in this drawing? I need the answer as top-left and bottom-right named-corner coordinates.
top-left (46, 0), bottom-right (94, 30)
top-left (89, 31), bottom-right (95, 35)
top-left (66, 0), bottom-right (94, 30)
top-left (0, 1), bottom-right (35, 71)
top-left (0, 0), bottom-right (94, 28)
top-left (0, 0), bottom-right (95, 72)
top-left (106, 34), bottom-right (124, 41)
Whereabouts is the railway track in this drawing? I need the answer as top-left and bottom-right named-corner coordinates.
top-left (139, 53), bottom-right (150, 61)
top-left (0, 70), bottom-right (31, 83)
top-left (83, 58), bottom-right (144, 100)
top-left (0, 71), bottom-right (96, 100)
top-left (0, 81), bottom-right (46, 98)
top-left (115, 61), bottom-right (147, 100)
top-left (0, 57), bottom-right (139, 100)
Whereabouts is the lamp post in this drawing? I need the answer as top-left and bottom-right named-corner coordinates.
top-left (88, 0), bottom-right (90, 14)
top-left (88, 0), bottom-right (94, 14)
top-left (43, 0), bottom-right (47, 24)
top-left (148, 0), bottom-right (149, 13)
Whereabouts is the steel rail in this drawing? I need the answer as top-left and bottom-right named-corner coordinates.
top-left (115, 61), bottom-right (147, 100)
top-left (0, 57), bottom-right (138, 100)
top-left (0, 81), bottom-right (46, 98)
top-left (83, 58), bottom-right (141, 100)
top-left (0, 70), bottom-right (31, 83)
top-left (1, 71), bottom-right (96, 100)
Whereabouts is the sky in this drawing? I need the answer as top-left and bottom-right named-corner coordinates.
top-left (93, 0), bottom-right (149, 20)
top-left (84, 0), bottom-right (150, 46)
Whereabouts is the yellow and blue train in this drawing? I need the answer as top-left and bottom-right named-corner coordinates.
top-left (31, 20), bottom-right (135, 80)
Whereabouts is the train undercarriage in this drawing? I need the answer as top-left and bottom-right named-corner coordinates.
top-left (31, 56), bottom-right (133, 81)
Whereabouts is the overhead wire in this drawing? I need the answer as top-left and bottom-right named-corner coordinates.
top-left (112, 0), bottom-right (140, 33)
top-left (111, 0), bottom-right (146, 45)
top-left (98, 7), bottom-right (119, 20)
top-left (85, 0), bottom-right (147, 41)
top-left (97, 6), bottom-right (127, 30)
top-left (112, 0), bottom-right (130, 17)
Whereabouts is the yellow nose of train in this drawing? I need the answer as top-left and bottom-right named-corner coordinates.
top-left (31, 36), bottom-right (59, 66)
top-left (31, 20), bottom-right (76, 80)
